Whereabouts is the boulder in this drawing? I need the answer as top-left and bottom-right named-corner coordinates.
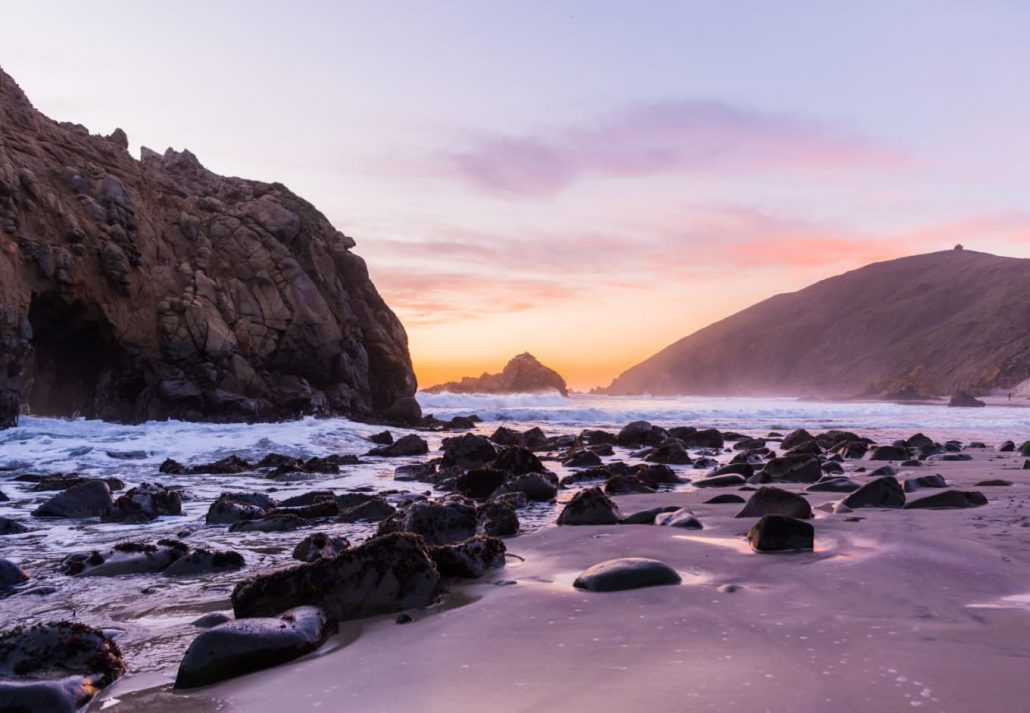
top-left (493, 446), bottom-right (543, 474)
top-left (367, 434), bottom-right (428, 457)
top-left (0, 622), bottom-right (124, 711)
top-left (0, 517), bottom-right (29, 535)
top-left (643, 440), bottom-right (692, 465)
top-left (338, 497), bottom-right (396, 523)
top-left (276, 490), bottom-right (335, 508)
top-left (747, 515), bottom-right (814, 552)
top-left (556, 487), bottom-right (622, 525)
top-left (840, 476), bottom-right (906, 509)
top-left (0, 558), bottom-right (29, 590)
top-left (428, 536), bottom-right (506, 578)
top-left (62, 540), bottom-right (187, 576)
top-left (633, 464), bottom-right (682, 486)
top-left (867, 445), bottom-right (910, 461)
top-left (32, 480), bottom-right (113, 518)
top-left (229, 513), bottom-right (309, 533)
top-left (292, 533), bottom-right (351, 562)
top-left (369, 431), bottom-right (394, 445)
top-left (703, 493), bottom-right (746, 504)
top-left (175, 606), bottom-right (335, 689)
top-left (998, 440), bottom-right (1015, 452)
top-left (164, 549), bottom-right (246, 576)
top-left (975, 479), bottom-right (1013, 487)
top-left (492, 473), bottom-right (558, 502)
top-left (903, 474), bottom-right (948, 492)
top-left (736, 487), bottom-right (812, 519)
top-left (562, 450), bottom-right (604, 468)
top-left (949, 390), bottom-right (986, 407)
top-left (102, 482), bottom-right (182, 523)
top-left (654, 508), bottom-right (703, 529)
top-left (573, 558), bottom-right (681, 592)
top-left (762, 455), bottom-right (822, 483)
top-left (616, 421), bottom-right (663, 448)
top-left (621, 505), bottom-right (680, 525)
top-left (691, 474), bottom-right (746, 488)
top-left (603, 475), bottom-right (656, 495)
top-left (780, 429), bottom-right (815, 450)
top-left (394, 463), bottom-right (435, 482)
top-left (905, 433), bottom-right (935, 449)
top-left (440, 433), bottom-right (497, 469)
top-left (477, 500), bottom-right (519, 537)
top-left (455, 468), bottom-right (508, 500)
top-left (205, 497), bottom-right (269, 525)
top-left (806, 477), bottom-right (861, 493)
top-left (231, 533), bottom-right (439, 620)
top-left (904, 490), bottom-right (988, 509)
top-left (378, 500), bottom-right (477, 545)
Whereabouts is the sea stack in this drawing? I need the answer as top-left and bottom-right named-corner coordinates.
top-left (425, 353), bottom-right (568, 396)
top-left (0, 67), bottom-right (417, 428)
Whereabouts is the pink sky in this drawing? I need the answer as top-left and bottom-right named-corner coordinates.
top-left (3, 2), bottom-right (1030, 389)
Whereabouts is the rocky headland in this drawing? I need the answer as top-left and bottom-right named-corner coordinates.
top-left (0, 66), bottom-right (417, 429)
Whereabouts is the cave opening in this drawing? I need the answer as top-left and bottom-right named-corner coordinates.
top-left (25, 294), bottom-right (136, 419)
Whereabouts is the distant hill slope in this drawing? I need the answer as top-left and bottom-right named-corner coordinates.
top-left (425, 353), bottom-right (569, 396)
top-left (605, 249), bottom-right (1030, 398)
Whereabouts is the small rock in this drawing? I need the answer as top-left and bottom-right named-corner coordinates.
top-left (840, 476), bottom-right (905, 509)
top-left (573, 558), bottom-right (681, 592)
top-left (736, 487), bottom-right (812, 519)
top-left (904, 490), bottom-right (988, 509)
top-left (556, 487), bottom-right (622, 526)
top-left (903, 474), bottom-right (948, 492)
top-left (747, 515), bottom-right (814, 552)
top-left (367, 434), bottom-right (429, 457)
top-left (292, 533), bottom-right (350, 562)
top-left (654, 508), bottom-right (703, 529)
top-left (428, 536), bottom-right (506, 578)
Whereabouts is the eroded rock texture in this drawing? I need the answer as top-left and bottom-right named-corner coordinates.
top-left (0, 67), bottom-right (416, 428)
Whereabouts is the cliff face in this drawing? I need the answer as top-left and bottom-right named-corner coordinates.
top-left (424, 353), bottom-right (569, 396)
top-left (606, 249), bottom-right (1030, 399)
top-left (0, 67), bottom-right (417, 427)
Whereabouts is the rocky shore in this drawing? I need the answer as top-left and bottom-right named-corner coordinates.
top-left (1, 414), bottom-right (1029, 711)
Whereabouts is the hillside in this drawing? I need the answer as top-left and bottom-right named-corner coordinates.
top-left (605, 248), bottom-right (1030, 398)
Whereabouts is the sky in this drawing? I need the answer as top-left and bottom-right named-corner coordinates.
top-left (3, 1), bottom-right (1030, 390)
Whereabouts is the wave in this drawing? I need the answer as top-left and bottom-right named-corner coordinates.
top-left (416, 391), bottom-right (572, 410)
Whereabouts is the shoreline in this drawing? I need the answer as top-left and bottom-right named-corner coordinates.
top-left (96, 452), bottom-right (1030, 713)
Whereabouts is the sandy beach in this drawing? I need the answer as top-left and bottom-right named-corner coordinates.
top-left (96, 451), bottom-right (1030, 713)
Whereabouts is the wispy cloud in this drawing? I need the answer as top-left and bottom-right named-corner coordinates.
top-left (439, 100), bottom-right (905, 197)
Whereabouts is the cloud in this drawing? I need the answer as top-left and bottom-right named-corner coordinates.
top-left (440, 99), bottom-right (905, 196)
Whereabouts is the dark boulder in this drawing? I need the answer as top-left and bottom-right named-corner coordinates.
top-left (616, 421), bottom-right (665, 448)
top-left (747, 515), bottom-right (814, 552)
top-left (903, 474), bottom-right (948, 492)
top-left (949, 390), bottom-right (986, 407)
top-left (556, 487), bottom-right (622, 525)
top-left (232, 532), bottom-right (439, 620)
top-left (867, 445), bottom-right (910, 461)
top-left (562, 450), bottom-right (604, 468)
top-left (440, 433), bottom-right (497, 469)
top-left (378, 500), bottom-right (477, 545)
top-left (621, 505), bottom-right (680, 525)
top-left (997, 440), bottom-right (1014, 452)
top-left (604, 475), bottom-right (656, 495)
top-left (904, 490), bottom-right (988, 509)
top-left (102, 482), bottom-right (182, 523)
top-left (0, 558), bottom-right (29, 591)
top-left (229, 513), bottom-right (309, 533)
top-left (277, 490), bottom-right (335, 508)
top-left (62, 540), bottom-right (187, 576)
top-left (736, 487), bottom-right (812, 519)
top-left (573, 558), bottom-right (681, 592)
top-left (428, 536), bottom-right (506, 578)
top-left (654, 508), bottom-right (703, 529)
top-left (975, 479), bottom-right (1013, 487)
top-left (905, 433), bottom-right (935, 449)
top-left (711, 462), bottom-right (754, 478)
top-left (338, 497), bottom-right (396, 523)
top-left (0, 517), bottom-right (29, 535)
top-left (840, 476), bottom-right (906, 509)
top-left (477, 500), bottom-right (519, 537)
top-left (175, 606), bottom-right (335, 689)
top-left (691, 473), bottom-right (746, 488)
top-left (32, 480), bottom-right (113, 518)
top-left (206, 497), bottom-right (269, 525)
top-left (493, 446), bottom-right (543, 474)
top-left (780, 428), bottom-right (815, 450)
top-left (292, 533), bottom-right (351, 562)
top-left (703, 493), bottom-right (746, 504)
top-left (633, 464), bottom-right (682, 486)
top-left (455, 468), bottom-right (508, 500)
top-left (367, 434), bottom-right (429, 457)
top-left (762, 455), bottom-right (822, 483)
top-left (164, 549), bottom-right (246, 576)
top-left (369, 431), bottom-right (394, 445)
top-left (493, 473), bottom-right (558, 502)
top-left (643, 440), bottom-right (692, 465)
top-left (806, 477), bottom-right (861, 493)
top-left (0, 622), bottom-right (124, 711)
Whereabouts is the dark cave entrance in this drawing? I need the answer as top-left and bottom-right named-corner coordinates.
top-left (25, 294), bottom-right (137, 419)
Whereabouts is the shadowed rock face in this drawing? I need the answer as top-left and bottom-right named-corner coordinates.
top-left (424, 352), bottom-right (568, 396)
top-left (0, 67), bottom-right (416, 428)
top-left (605, 249), bottom-right (1030, 398)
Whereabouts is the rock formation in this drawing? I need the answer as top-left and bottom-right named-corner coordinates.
top-left (604, 250), bottom-right (1030, 399)
top-left (0, 66), bottom-right (417, 428)
top-left (424, 352), bottom-right (568, 396)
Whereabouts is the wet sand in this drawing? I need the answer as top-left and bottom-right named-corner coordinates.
top-left (100, 453), bottom-right (1030, 713)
